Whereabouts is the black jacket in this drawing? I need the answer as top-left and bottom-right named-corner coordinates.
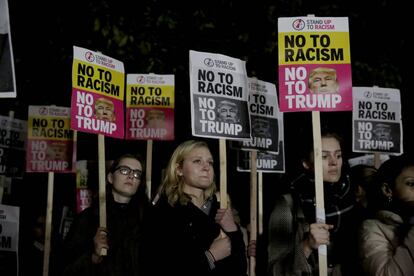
top-left (62, 190), bottom-right (147, 276)
top-left (141, 194), bottom-right (247, 276)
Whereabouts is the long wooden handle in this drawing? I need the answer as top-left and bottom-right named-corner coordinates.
top-left (249, 151), bottom-right (258, 276)
top-left (219, 139), bottom-right (227, 209)
top-left (312, 111), bottom-right (327, 276)
top-left (146, 140), bottom-right (153, 200)
top-left (43, 172), bottom-right (54, 276)
top-left (98, 134), bottom-right (107, 256)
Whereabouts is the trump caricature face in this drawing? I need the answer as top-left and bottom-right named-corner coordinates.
top-left (308, 67), bottom-right (339, 94)
top-left (95, 98), bottom-right (115, 122)
top-left (146, 109), bottom-right (165, 128)
top-left (216, 100), bottom-right (239, 123)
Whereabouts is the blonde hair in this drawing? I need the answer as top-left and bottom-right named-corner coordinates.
top-left (308, 67), bottom-right (339, 93)
top-left (159, 140), bottom-right (216, 206)
top-left (95, 97), bottom-right (114, 110)
top-left (308, 67), bottom-right (337, 80)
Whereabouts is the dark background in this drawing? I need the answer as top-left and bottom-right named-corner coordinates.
top-left (1, 0), bottom-right (412, 233)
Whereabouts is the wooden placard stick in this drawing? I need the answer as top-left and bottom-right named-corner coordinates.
top-left (218, 139), bottom-right (229, 239)
top-left (98, 134), bottom-right (107, 256)
top-left (249, 150), bottom-right (258, 276)
top-left (258, 171), bottom-right (263, 236)
top-left (219, 139), bottom-right (227, 209)
top-left (312, 111), bottom-right (327, 276)
top-left (42, 171), bottom-right (54, 276)
top-left (146, 140), bottom-right (153, 200)
top-left (372, 85), bottom-right (382, 170)
top-left (373, 152), bottom-right (381, 169)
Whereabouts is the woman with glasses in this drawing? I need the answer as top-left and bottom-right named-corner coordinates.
top-left (62, 153), bottom-right (149, 276)
top-left (141, 140), bottom-right (247, 276)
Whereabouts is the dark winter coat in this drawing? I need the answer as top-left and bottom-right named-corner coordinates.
top-left (62, 190), bottom-right (147, 276)
top-left (268, 173), bottom-right (362, 276)
top-left (141, 194), bottom-right (247, 276)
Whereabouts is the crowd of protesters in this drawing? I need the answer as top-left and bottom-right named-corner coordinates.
top-left (17, 133), bottom-right (413, 276)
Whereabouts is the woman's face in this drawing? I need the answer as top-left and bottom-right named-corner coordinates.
top-left (108, 157), bottom-right (142, 202)
top-left (321, 137), bottom-right (343, 183)
top-left (179, 146), bottom-right (214, 193)
top-left (393, 165), bottom-right (414, 208)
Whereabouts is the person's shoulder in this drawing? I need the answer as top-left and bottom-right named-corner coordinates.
top-left (359, 218), bottom-right (384, 237)
top-left (269, 192), bottom-right (296, 214)
top-left (360, 210), bottom-right (403, 229)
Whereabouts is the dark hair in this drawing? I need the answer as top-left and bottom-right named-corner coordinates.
top-left (108, 153), bottom-right (145, 175)
top-left (369, 154), bottom-right (414, 211)
top-left (107, 152), bottom-right (148, 204)
top-left (349, 164), bottom-right (377, 191)
top-left (301, 128), bottom-right (344, 164)
top-left (376, 155), bottom-right (414, 189)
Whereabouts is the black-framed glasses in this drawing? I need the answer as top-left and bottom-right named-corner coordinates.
top-left (115, 166), bottom-right (142, 179)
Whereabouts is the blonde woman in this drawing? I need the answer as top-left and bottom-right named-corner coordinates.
top-left (142, 140), bottom-right (247, 276)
